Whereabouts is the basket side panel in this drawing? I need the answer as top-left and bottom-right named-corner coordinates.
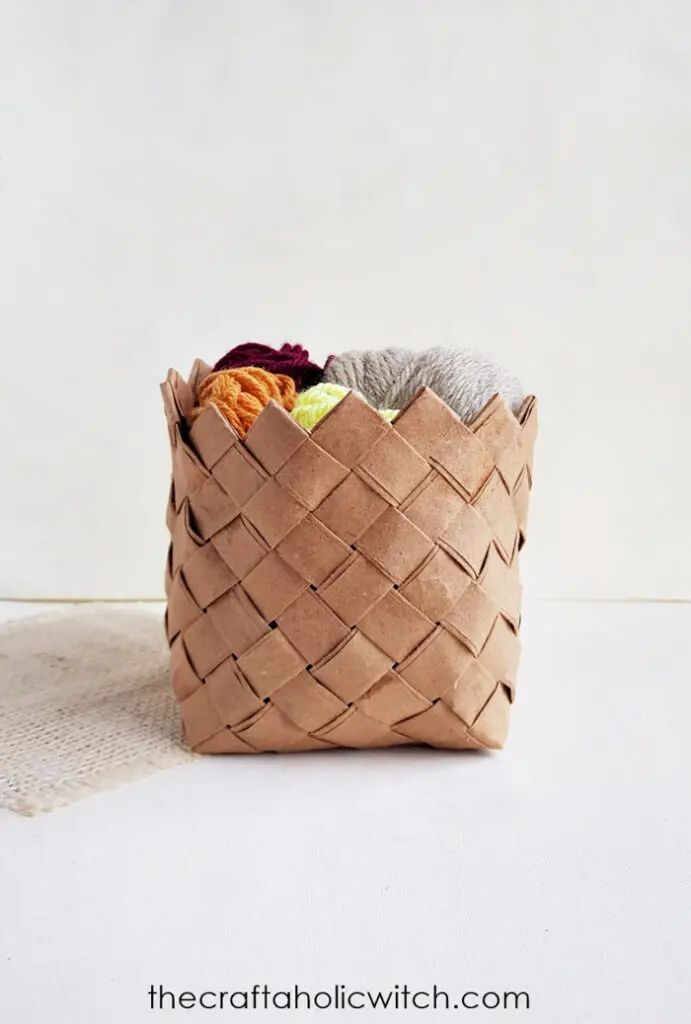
top-left (162, 377), bottom-right (537, 753)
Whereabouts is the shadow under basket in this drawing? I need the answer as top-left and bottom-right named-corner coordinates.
top-left (161, 361), bottom-right (537, 754)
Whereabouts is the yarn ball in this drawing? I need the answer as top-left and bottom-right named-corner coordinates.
top-left (323, 346), bottom-right (523, 423)
top-left (213, 342), bottom-right (323, 390)
top-left (194, 366), bottom-right (296, 438)
top-left (291, 382), bottom-right (398, 431)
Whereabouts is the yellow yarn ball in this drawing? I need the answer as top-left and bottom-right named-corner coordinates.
top-left (291, 383), bottom-right (398, 430)
top-left (291, 383), bottom-right (348, 429)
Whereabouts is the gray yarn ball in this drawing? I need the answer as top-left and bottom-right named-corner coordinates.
top-left (323, 346), bottom-right (523, 423)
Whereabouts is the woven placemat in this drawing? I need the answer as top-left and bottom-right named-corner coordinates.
top-left (0, 605), bottom-right (194, 816)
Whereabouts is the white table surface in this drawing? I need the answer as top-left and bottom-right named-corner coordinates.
top-left (1, 600), bottom-right (689, 1023)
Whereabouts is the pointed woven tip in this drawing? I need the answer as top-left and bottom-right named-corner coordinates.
top-left (187, 358), bottom-right (213, 395)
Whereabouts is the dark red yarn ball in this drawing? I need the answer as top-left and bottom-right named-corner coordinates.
top-left (213, 342), bottom-right (324, 390)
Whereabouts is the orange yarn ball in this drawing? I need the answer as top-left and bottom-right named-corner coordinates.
top-left (194, 366), bottom-right (296, 438)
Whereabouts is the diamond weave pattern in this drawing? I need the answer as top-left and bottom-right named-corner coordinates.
top-left (162, 365), bottom-right (537, 753)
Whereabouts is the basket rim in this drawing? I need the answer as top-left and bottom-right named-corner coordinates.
top-left (161, 360), bottom-right (536, 446)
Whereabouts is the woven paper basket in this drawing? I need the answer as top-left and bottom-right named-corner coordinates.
top-left (161, 360), bottom-right (537, 754)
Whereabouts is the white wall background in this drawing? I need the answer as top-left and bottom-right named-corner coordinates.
top-left (1, 0), bottom-right (689, 600)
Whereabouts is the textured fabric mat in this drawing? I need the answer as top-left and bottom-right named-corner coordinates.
top-left (0, 605), bottom-right (194, 815)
